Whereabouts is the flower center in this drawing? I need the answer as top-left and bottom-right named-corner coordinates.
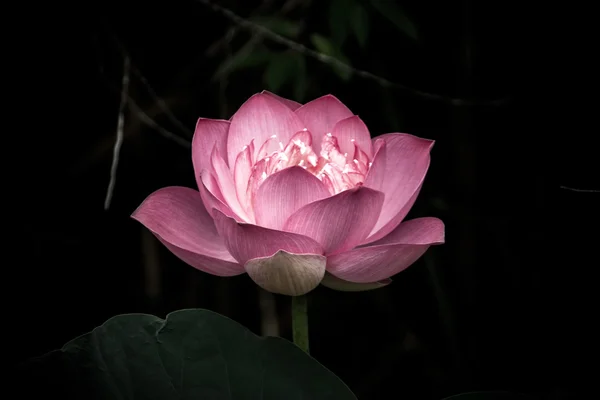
top-left (245, 130), bottom-right (370, 200)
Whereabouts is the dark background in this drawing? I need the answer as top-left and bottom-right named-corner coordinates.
top-left (12, 0), bottom-right (598, 399)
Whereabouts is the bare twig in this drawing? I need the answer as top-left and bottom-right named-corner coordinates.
top-left (94, 33), bottom-right (192, 151)
top-left (210, 0), bottom-right (305, 80)
top-left (106, 31), bottom-right (194, 137)
top-left (205, 0), bottom-right (276, 56)
top-left (126, 96), bottom-right (191, 148)
top-left (560, 186), bottom-right (600, 193)
top-left (96, 62), bottom-right (191, 148)
top-left (196, 0), bottom-right (509, 107)
top-left (206, 0), bottom-right (306, 57)
top-left (127, 62), bottom-right (194, 137)
top-left (104, 56), bottom-right (131, 210)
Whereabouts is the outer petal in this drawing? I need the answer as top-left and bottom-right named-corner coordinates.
top-left (363, 138), bottom-right (386, 191)
top-left (283, 186), bottom-right (385, 255)
top-left (331, 115), bottom-right (373, 159)
top-left (227, 93), bottom-right (305, 167)
top-left (320, 273), bottom-right (391, 292)
top-left (192, 118), bottom-right (230, 189)
top-left (254, 166), bottom-right (330, 230)
top-left (261, 90), bottom-right (302, 110)
top-left (295, 94), bottom-right (354, 154)
top-left (131, 186), bottom-right (244, 276)
top-left (158, 238), bottom-right (243, 277)
top-left (327, 217), bottom-right (444, 283)
top-left (245, 250), bottom-right (326, 296)
top-left (364, 133), bottom-right (434, 243)
top-left (212, 209), bottom-right (324, 265)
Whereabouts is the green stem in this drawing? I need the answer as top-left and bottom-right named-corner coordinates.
top-left (291, 294), bottom-right (309, 353)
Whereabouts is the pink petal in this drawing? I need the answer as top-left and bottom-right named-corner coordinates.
top-left (245, 250), bottom-right (326, 296)
top-left (352, 142), bottom-right (369, 174)
top-left (253, 166), bottom-right (330, 230)
top-left (331, 115), bottom-right (373, 159)
top-left (131, 186), bottom-right (244, 276)
top-left (283, 186), bottom-right (385, 255)
top-left (245, 158), bottom-right (268, 210)
top-left (295, 95), bottom-right (354, 154)
top-left (364, 133), bottom-right (434, 243)
top-left (256, 135), bottom-right (281, 160)
top-left (192, 118), bottom-right (230, 189)
top-left (158, 238), bottom-right (244, 277)
top-left (327, 217), bottom-right (444, 283)
top-left (320, 273), bottom-right (391, 292)
top-left (211, 146), bottom-right (250, 221)
top-left (233, 144), bottom-right (253, 215)
top-left (363, 138), bottom-right (386, 192)
top-left (261, 90), bottom-right (302, 111)
top-left (227, 93), bottom-right (305, 167)
top-left (212, 209), bottom-right (324, 265)
top-left (198, 170), bottom-right (241, 221)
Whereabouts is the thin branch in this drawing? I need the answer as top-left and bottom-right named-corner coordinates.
top-left (126, 96), bottom-right (191, 148)
top-left (96, 60), bottom-right (191, 149)
top-left (104, 56), bottom-right (131, 210)
top-left (205, 0), bottom-right (276, 56)
top-left (196, 0), bottom-right (509, 107)
top-left (560, 186), bottom-right (600, 193)
top-left (206, 0), bottom-right (305, 57)
top-left (128, 62), bottom-right (194, 137)
top-left (107, 32), bottom-right (194, 137)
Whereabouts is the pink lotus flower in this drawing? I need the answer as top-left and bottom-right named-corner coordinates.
top-left (132, 91), bottom-right (444, 296)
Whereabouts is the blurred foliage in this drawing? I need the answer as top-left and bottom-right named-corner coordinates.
top-left (368, 0), bottom-right (419, 40)
top-left (212, 0), bottom-right (418, 103)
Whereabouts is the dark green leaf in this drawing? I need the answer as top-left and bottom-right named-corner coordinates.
top-left (350, 3), bottom-right (370, 48)
top-left (252, 16), bottom-right (301, 39)
top-left (263, 52), bottom-right (298, 93)
top-left (369, 0), bottom-right (419, 41)
top-left (213, 44), bottom-right (271, 79)
top-left (309, 34), bottom-right (353, 81)
top-left (442, 392), bottom-right (531, 400)
top-left (293, 55), bottom-right (308, 102)
top-left (329, 0), bottom-right (350, 46)
top-left (311, 33), bottom-right (335, 56)
top-left (21, 309), bottom-right (357, 400)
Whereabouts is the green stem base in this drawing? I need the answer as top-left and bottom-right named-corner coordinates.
top-left (291, 294), bottom-right (309, 353)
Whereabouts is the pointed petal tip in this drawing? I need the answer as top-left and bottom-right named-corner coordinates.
top-left (130, 186), bottom-right (242, 272)
top-left (407, 216), bottom-right (445, 244)
top-left (244, 250), bottom-right (326, 296)
top-left (317, 93), bottom-right (343, 103)
top-left (195, 116), bottom-right (230, 125)
top-left (260, 90), bottom-right (302, 109)
top-left (228, 92), bottom-right (305, 166)
top-left (327, 216), bottom-right (445, 283)
top-left (130, 186), bottom-right (183, 221)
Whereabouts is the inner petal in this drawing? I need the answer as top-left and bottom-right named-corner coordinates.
top-left (233, 130), bottom-right (374, 219)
